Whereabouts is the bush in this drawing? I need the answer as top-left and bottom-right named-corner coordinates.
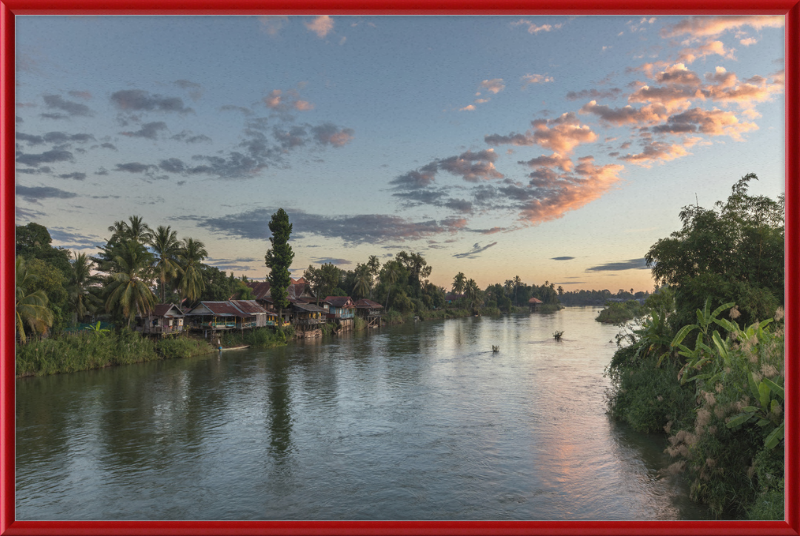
top-left (383, 310), bottom-right (404, 325)
top-left (354, 316), bottom-right (367, 331)
top-left (156, 337), bottom-right (213, 359)
top-left (596, 300), bottom-right (643, 324)
top-left (221, 327), bottom-right (292, 348)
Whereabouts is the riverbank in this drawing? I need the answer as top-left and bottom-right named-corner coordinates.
top-left (605, 308), bottom-right (785, 519)
top-left (16, 330), bottom-right (215, 378)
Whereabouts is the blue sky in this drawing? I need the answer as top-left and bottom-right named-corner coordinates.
top-left (15, 15), bottom-right (785, 291)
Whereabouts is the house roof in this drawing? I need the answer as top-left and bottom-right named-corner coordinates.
top-left (229, 300), bottom-right (267, 315)
top-left (247, 281), bottom-right (271, 300)
top-left (528, 297), bottom-right (543, 304)
top-left (324, 296), bottom-right (355, 308)
top-left (151, 303), bottom-right (184, 317)
top-left (354, 299), bottom-right (383, 309)
top-left (292, 302), bottom-right (327, 313)
top-left (186, 301), bottom-right (247, 317)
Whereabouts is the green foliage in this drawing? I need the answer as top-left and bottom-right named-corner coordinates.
top-left (155, 337), bottom-right (214, 359)
top-left (220, 327), bottom-right (289, 349)
top-left (353, 316), bottom-right (367, 331)
top-left (265, 208), bottom-right (295, 312)
top-left (176, 237), bottom-right (208, 303)
top-left (16, 329), bottom-right (168, 377)
top-left (15, 256), bottom-right (55, 343)
top-left (646, 174), bottom-right (783, 329)
top-left (383, 310), bottom-right (404, 325)
top-left (596, 300), bottom-right (643, 324)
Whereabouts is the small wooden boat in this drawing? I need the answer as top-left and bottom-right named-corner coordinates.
top-left (492, 345), bottom-right (499, 353)
top-left (220, 345), bottom-right (250, 351)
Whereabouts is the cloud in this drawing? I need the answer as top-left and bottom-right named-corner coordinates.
top-left (16, 185), bottom-right (78, 203)
top-left (16, 206), bottom-right (46, 221)
top-left (311, 123), bottom-right (354, 146)
top-left (177, 208), bottom-right (469, 245)
top-left (116, 162), bottom-right (156, 173)
top-left (158, 158), bottom-right (186, 173)
top-left (485, 112), bottom-right (598, 154)
top-left (676, 40), bottom-right (736, 64)
top-left (311, 257), bottom-right (352, 265)
top-left (220, 104), bottom-right (253, 115)
top-left (518, 152), bottom-right (573, 172)
top-left (264, 89), bottom-right (315, 112)
top-left (521, 74), bottom-right (554, 87)
top-left (390, 162), bottom-right (439, 189)
top-left (17, 131), bottom-right (94, 146)
top-left (652, 107), bottom-right (758, 140)
top-left (171, 130), bottom-right (212, 143)
top-left (16, 149), bottom-right (74, 167)
top-left (511, 19), bottom-right (562, 34)
top-left (259, 16), bottom-right (289, 36)
top-left (551, 256), bottom-right (575, 260)
top-left (460, 104), bottom-right (476, 111)
top-left (740, 37), bottom-right (758, 46)
top-left (438, 150), bottom-right (503, 182)
top-left (305, 15), bottom-right (334, 38)
top-left (174, 79), bottom-right (203, 101)
top-left (480, 79), bottom-right (505, 94)
top-left (565, 88), bottom-right (622, 101)
top-left (110, 89), bottom-right (193, 114)
top-left (120, 121), bottom-right (168, 139)
top-left (580, 100), bottom-right (670, 126)
top-left (42, 94), bottom-right (92, 117)
top-left (586, 258), bottom-right (649, 271)
top-left (660, 15), bottom-right (784, 40)
top-left (57, 172), bottom-right (86, 180)
top-left (618, 140), bottom-right (693, 166)
top-left (48, 227), bottom-right (103, 249)
top-left (453, 241), bottom-right (498, 259)
top-left (68, 90), bottom-right (92, 100)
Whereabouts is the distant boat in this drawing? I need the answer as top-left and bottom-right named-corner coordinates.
top-left (220, 345), bottom-right (250, 351)
top-left (492, 345), bottom-right (499, 352)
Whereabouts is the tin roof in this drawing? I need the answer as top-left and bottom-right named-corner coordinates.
top-left (229, 300), bottom-right (267, 315)
top-left (354, 299), bottom-right (383, 309)
top-left (528, 297), bottom-right (543, 304)
top-left (151, 303), bottom-right (184, 317)
top-left (292, 302), bottom-right (327, 313)
top-left (186, 301), bottom-right (247, 317)
top-left (324, 296), bottom-right (355, 308)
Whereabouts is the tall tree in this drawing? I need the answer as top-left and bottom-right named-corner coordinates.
top-left (176, 237), bottom-right (208, 304)
top-left (68, 252), bottom-right (100, 323)
top-left (265, 209), bottom-right (295, 323)
top-left (353, 269), bottom-right (371, 299)
top-left (452, 272), bottom-right (466, 295)
top-left (15, 257), bottom-right (54, 343)
top-left (464, 278), bottom-right (480, 309)
top-left (380, 261), bottom-right (400, 310)
top-left (148, 225), bottom-right (182, 303)
top-left (104, 241), bottom-right (156, 328)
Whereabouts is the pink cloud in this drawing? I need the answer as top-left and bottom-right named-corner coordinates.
top-left (618, 140), bottom-right (692, 167)
top-left (480, 79), bottom-right (506, 94)
top-left (485, 113), bottom-right (598, 154)
top-left (521, 74), bottom-right (554, 87)
top-left (439, 149), bottom-right (503, 182)
top-left (305, 15), bottom-right (334, 38)
top-left (653, 107), bottom-right (758, 140)
top-left (511, 19), bottom-right (562, 34)
top-left (661, 15), bottom-right (784, 40)
top-left (259, 16), bottom-right (289, 36)
top-left (580, 100), bottom-right (670, 126)
top-left (518, 152), bottom-right (573, 172)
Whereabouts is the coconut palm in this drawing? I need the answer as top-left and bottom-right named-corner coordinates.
top-left (513, 275), bottom-right (522, 304)
top-left (381, 261), bottom-right (400, 310)
top-left (176, 237), bottom-right (208, 303)
top-left (148, 225), bottom-right (182, 303)
top-left (353, 270), bottom-right (372, 300)
top-left (68, 252), bottom-right (100, 323)
top-left (105, 241), bottom-right (156, 328)
top-left (15, 257), bottom-right (54, 343)
top-left (125, 215), bottom-right (153, 244)
top-left (452, 272), bottom-right (466, 294)
top-left (464, 278), bottom-right (480, 309)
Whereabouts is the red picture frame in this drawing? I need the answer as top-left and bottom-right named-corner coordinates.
top-left (1, 2), bottom-right (797, 534)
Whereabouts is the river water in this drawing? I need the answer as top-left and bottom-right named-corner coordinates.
top-left (16, 307), bottom-right (713, 520)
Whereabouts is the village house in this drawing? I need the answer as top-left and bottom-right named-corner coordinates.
top-left (354, 299), bottom-right (383, 327)
top-left (528, 297), bottom-right (543, 312)
top-left (324, 296), bottom-right (356, 330)
top-left (184, 300), bottom-right (269, 337)
top-left (135, 303), bottom-right (185, 336)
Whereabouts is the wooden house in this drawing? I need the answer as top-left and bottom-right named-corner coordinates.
top-left (323, 296), bottom-right (356, 330)
top-left (528, 297), bottom-right (543, 312)
top-left (229, 300), bottom-right (270, 327)
top-left (354, 299), bottom-right (383, 327)
top-left (184, 301), bottom-right (264, 333)
top-left (135, 303), bottom-right (184, 335)
top-left (290, 302), bottom-right (327, 330)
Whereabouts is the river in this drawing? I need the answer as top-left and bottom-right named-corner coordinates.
top-left (16, 307), bottom-right (714, 520)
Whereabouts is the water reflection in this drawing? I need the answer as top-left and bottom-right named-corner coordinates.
top-left (17, 308), bottom-right (714, 520)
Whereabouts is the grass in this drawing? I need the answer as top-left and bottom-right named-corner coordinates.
top-left (220, 326), bottom-right (293, 348)
top-left (16, 330), bottom-right (214, 377)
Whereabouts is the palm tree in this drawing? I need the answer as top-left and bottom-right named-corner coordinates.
top-left (558, 285), bottom-right (564, 296)
top-left (148, 225), bottom-right (182, 303)
top-left (513, 275), bottom-right (522, 305)
top-left (68, 252), bottom-right (100, 323)
top-left (353, 270), bottom-right (372, 300)
top-left (105, 241), bottom-right (156, 328)
top-left (125, 215), bottom-right (153, 244)
top-left (15, 257), bottom-right (54, 343)
top-left (464, 278), bottom-right (480, 309)
top-left (504, 279), bottom-right (514, 297)
top-left (381, 261), bottom-right (400, 310)
top-left (452, 272), bottom-right (466, 294)
top-left (177, 237), bottom-right (208, 303)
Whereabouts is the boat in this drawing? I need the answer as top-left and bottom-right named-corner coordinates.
top-left (220, 345), bottom-right (250, 351)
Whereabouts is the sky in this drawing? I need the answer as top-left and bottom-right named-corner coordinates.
top-left (14, 15), bottom-right (785, 292)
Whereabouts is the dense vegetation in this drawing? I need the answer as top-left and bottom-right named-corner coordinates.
top-left (606, 174), bottom-right (784, 519)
